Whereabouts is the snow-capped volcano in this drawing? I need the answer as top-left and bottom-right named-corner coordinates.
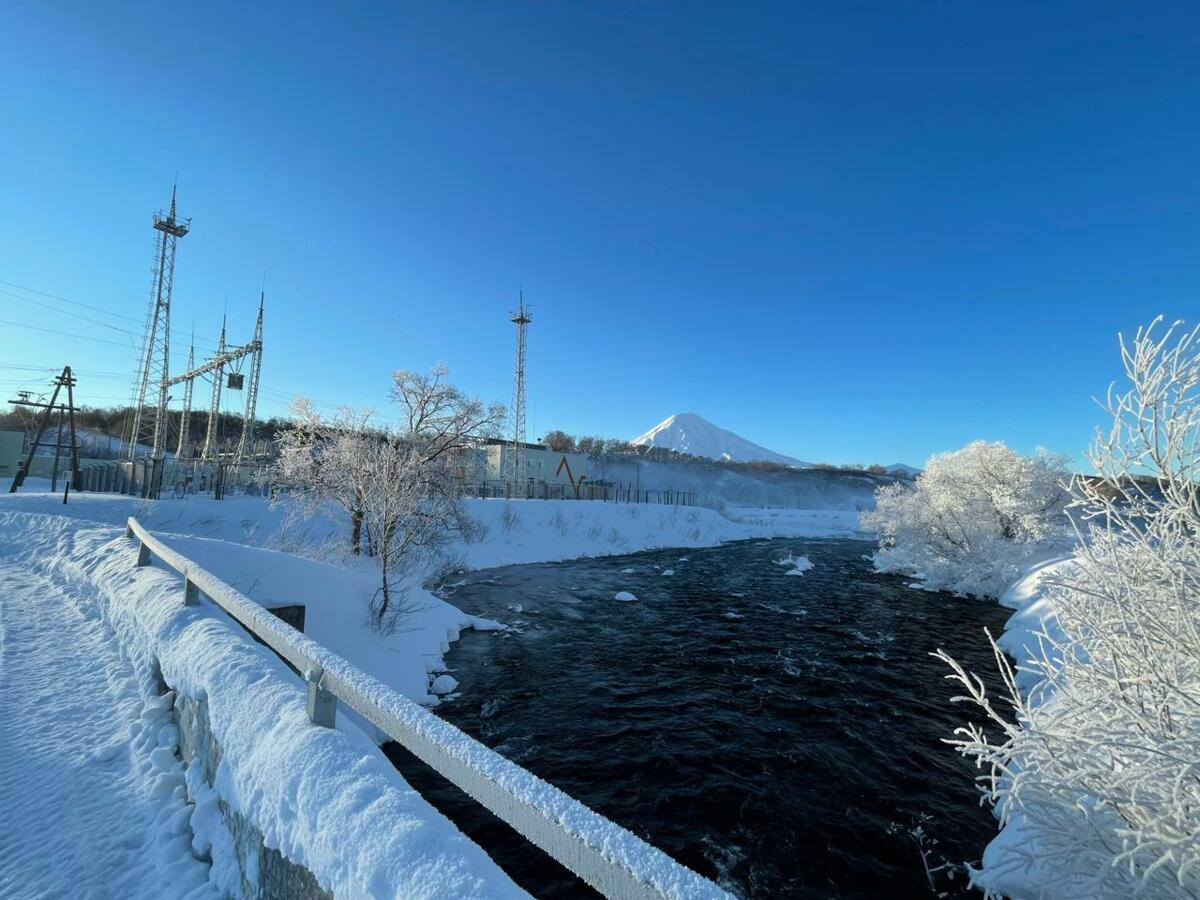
top-left (631, 413), bottom-right (812, 467)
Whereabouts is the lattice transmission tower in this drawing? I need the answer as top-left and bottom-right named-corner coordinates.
top-left (128, 186), bottom-right (189, 460)
top-left (503, 293), bottom-right (532, 487)
top-left (232, 294), bottom-right (264, 465)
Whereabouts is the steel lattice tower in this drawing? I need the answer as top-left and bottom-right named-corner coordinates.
top-left (129, 186), bottom-right (189, 460)
top-left (201, 316), bottom-right (227, 461)
top-left (175, 339), bottom-right (194, 458)
top-left (503, 293), bottom-right (532, 487)
top-left (233, 295), bottom-right (264, 465)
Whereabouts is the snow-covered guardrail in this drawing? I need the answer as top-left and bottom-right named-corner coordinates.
top-left (123, 516), bottom-right (730, 900)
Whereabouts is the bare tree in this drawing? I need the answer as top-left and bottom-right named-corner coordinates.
top-left (273, 399), bottom-right (377, 554)
top-left (274, 366), bottom-right (504, 631)
top-left (542, 429), bottom-right (576, 452)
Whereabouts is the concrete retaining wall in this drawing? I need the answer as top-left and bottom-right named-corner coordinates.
top-left (175, 692), bottom-right (331, 900)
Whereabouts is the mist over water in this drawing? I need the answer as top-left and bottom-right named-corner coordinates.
top-left (400, 538), bottom-right (1011, 898)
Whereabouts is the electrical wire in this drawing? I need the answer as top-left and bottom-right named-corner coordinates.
top-left (0, 278), bottom-right (227, 351)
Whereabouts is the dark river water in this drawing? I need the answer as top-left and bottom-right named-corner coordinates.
top-left (387, 538), bottom-right (1012, 899)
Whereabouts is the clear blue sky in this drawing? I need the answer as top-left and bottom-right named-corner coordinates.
top-left (2, 2), bottom-right (1196, 467)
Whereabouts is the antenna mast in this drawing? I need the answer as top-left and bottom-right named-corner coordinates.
top-left (504, 292), bottom-right (532, 489)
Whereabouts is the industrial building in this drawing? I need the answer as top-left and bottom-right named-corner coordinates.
top-left (470, 439), bottom-right (590, 495)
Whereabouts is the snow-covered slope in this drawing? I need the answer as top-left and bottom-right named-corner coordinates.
top-left (885, 463), bottom-right (922, 477)
top-left (631, 413), bottom-right (811, 467)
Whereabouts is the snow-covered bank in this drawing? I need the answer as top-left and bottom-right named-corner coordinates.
top-left (0, 508), bottom-right (527, 899)
top-left (461, 501), bottom-right (863, 569)
top-left (964, 555), bottom-right (1077, 899)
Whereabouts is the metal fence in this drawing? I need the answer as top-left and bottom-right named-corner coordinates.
top-left (71, 460), bottom-right (273, 500)
top-left (465, 480), bottom-right (698, 506)
top-left (122, 516), bottom-right (729, 900)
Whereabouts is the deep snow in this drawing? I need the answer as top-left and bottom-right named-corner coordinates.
top-left (0, 508), bottom-right (529, 899)
top-left (0, 563), bottom-right (217, 899)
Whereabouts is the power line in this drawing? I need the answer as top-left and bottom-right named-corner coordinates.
top-left (0, 278), bottom-right (224, 351)
top-left (0, 288), bottom-right (142, 338)
top-left (0, 318), bottom-right (137, 348)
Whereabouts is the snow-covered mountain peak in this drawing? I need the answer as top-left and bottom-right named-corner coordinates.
top-left (631, 413), bottom-right (812, 467)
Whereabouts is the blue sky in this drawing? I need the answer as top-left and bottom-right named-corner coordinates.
top-left (1, 2), bottom-right (1196, 467)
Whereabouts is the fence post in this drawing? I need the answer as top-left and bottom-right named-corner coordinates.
top-left (305, 666), bottom-right (337, 728)
top-left (135, 540), bottom-right (151, 567)
top-left (184, 576), bottom-right (201, 607)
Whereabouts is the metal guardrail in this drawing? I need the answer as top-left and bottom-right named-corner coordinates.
top-left (123, 516), bottom-right (729, 900)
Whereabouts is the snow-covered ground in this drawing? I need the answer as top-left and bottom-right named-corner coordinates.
top-left (0, 562), bottom-right (217, 899)
top-left (0, 506), bottom-right (529, 898)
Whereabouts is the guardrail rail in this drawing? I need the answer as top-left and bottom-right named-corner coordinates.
top-left (123, 516), bottom-right (729, 900)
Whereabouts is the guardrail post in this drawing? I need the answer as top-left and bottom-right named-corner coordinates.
top-left (305, 666), bottom-right (337, 728)
top-left (184, 576), bottom-right (201, 607)
top-left (135, 540), bottom-right (151, 567)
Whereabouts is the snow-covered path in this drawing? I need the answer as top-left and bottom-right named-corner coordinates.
top-left (0, 563), bottom-right (214, 899)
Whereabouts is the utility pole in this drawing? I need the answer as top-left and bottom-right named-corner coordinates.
top-left (8, 367), bottom-right (81, 498)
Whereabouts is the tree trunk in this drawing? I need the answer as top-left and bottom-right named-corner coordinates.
top-left (351, 508), bottom-right (363, 555)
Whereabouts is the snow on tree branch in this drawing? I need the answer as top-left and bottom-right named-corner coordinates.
top-left (272, 367), bottom-right (504, 632)
top-left (863, 440), bottom-right (1071, 598)
top-left (938, 318), bottom-right (1200, 900)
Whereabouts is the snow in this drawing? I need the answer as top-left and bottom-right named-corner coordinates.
top-left (969, 553), bottom-right (1078, 897)
top-left (0, 508), bottom-right (528, 898)
top-left (430, 674), bottom-right (460, 695)
top-left (0, 562), bottom-right (217, 899)
top-left (613, 591), bottom-right (638, 602)
top-left (630, 412), bottom-right (813, 467)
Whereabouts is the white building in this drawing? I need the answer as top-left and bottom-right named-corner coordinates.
top-left (475, 440), bottom-right (590, 493)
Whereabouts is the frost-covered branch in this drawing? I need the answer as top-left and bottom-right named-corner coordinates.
top-left (937, 319), bottom-right (1200, 900)
top-left (863, 440), bottom-right (1071, 598)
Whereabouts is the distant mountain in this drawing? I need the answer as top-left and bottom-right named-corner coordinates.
top-left (631, 413), bottom-right (812, 467)
top-left (884, 463), bottom-right (922, 477)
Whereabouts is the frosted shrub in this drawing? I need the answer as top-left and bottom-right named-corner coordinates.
top-left (863, 441), bottom-right (1069, 598)
top-left (939, 319), bottom-right (1200, 899)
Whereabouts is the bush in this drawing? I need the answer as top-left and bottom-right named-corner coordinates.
top-left (863, 441), bottom-right (1070, 598)
top-left (939, 319), bottom-right (1200, 898)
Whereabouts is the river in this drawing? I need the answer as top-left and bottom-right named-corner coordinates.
top-left (387, 537), bottom-right (1011, 898)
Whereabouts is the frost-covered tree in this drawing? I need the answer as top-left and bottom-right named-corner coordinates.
top-left (863, 440), bottom-right (1070, 598)
top-left (273, 400), bottom-right (377, 554)
top-left (274, 365), bottom-right (503, 631)
top-left (939, 319), bottom-right (1200, 899)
